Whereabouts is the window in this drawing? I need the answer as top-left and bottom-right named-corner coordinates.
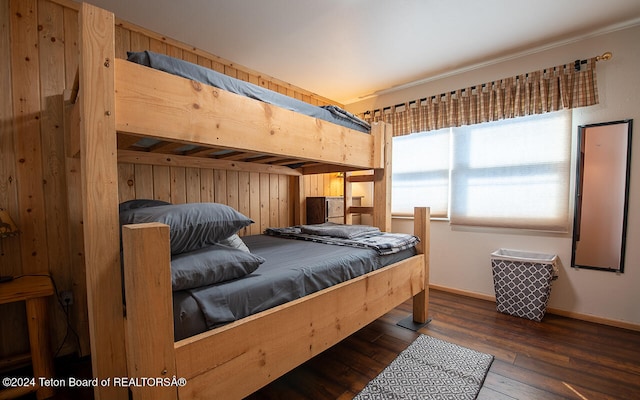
top-left (392, 128), bottom-right (450, 218)
top-left (392, 111), bottom-right (572, 232)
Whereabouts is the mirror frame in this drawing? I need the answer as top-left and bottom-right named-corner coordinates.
top-left (572, 119), bottom-right (633, 273)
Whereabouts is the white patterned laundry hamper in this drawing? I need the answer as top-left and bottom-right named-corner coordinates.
top-left (491, 249), bottom-right (558, 322)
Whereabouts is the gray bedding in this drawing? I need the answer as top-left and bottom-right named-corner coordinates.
top-left (299, 222), bottom-right (381, 239)
top-left (265, 225), bottom-right (419, 255)
top-left (127, 51), bottom-right (371, 133)
top-left (173, 234), bottom-right (416, 340)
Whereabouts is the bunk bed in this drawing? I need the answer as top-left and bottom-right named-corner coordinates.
top-left (76, 3), bottom-right (430, 400)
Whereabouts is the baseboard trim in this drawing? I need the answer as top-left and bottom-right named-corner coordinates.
top-left (430, 284), bottom-right (495, 302)
top-left (429, 284), bottom-right (640, 332)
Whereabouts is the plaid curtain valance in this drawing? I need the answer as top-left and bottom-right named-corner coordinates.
top-left (363, 57), bottom-right (599, 136)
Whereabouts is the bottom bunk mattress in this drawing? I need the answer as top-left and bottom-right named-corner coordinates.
top-left (173, 234), bottom-right (416, 340)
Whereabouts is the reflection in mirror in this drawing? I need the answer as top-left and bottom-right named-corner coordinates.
top-left (572, 120), bottom-right (632, 272)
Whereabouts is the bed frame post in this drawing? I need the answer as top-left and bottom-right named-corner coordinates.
top-left (122, 223), bottom-right (178, 400)
top-left (372, 123), bottom-right (392, 231)
top-left (292, 175), bottom-right (305, 225)
top-left (344, 172), bottom-right (353, 224)
top-left (413, 207), bottom-right (431, 323)
top-left (79, 3), bottom-right (128, 399)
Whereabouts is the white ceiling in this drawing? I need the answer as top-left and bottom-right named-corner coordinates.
top-left (85, 0), bottom-right (640, 104)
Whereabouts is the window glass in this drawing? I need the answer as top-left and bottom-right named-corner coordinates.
top-left (392, 128), bottom-right (450, 217)
top-left (391, 111), bottom-right (571, 232)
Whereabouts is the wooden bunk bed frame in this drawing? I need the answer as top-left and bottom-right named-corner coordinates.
top-left (77, 3), bottom-right (430, 399)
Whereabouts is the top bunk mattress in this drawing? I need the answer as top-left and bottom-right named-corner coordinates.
top-left (126, 50), bottom-right (370, 133)
top-left (173, 234), bottom-right (416, 340)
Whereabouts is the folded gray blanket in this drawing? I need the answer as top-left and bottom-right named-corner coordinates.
top-left (264, 225), bottom-right (419, 256)
top-left (300, 222), bottom-right (380, 239)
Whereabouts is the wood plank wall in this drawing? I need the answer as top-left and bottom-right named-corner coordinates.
top-left (0, 0), bottom-right (344, 363)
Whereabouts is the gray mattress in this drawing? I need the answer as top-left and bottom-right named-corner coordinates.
top-left (126, 51), bottom-right (370, 133)
top-left (173, 234), bottom-right (416, 340)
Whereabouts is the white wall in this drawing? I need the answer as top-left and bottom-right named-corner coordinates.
top-left (347, 25), bottom-right (640, 327)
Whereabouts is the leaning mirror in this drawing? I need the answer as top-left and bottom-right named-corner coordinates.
top-left (572, 119), bottom-right (632, 272)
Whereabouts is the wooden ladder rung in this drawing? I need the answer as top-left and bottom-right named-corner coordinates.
top-left (346, 169), bottom-right (384, 182)
top-left (349, 206), bottom-right (374, 214)
top-left (346, 175), bottom-right (373, 183)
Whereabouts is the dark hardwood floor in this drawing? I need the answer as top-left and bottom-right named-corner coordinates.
top-left (248, 289), bottom-right (640, 400)
top-left (13, 289), bottom-right (640, 399)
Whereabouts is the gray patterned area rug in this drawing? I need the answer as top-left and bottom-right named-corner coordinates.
top-left (354, 335), bottom-right (494, 399)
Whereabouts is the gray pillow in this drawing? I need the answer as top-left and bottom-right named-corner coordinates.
top-left (119, 203), bottom-right (253, 255)
top-left (118, 199), bottom-right (171, 214)
top-left (217, 233), bottom-right (250, 252)
top-left (171, 244), bottom-right (265, 290)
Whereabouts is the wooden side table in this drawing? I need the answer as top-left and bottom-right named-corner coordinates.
top-left (0, 275), bottom-right (56, 400)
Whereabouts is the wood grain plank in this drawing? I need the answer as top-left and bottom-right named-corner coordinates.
top-left (0, 0), bottom-right (28, 359)
top-left (236, 69), bottom-right (249, 83)
top-left (185, 167), bottom-right (201, 203)
top-left (269, 174), bottom-right (279, 227)
top-left (114, 25), bottom-right (129, 59)
top-left (0, 0), bottom-right (21, 276)
top-left (211, 59), bottom-right (225, 74)
top-left (249, 172), bottom-right (261, 235)
top-left (129, 30), bottom-right (148, 52)
top-left (344, 173), bottom-right (353, 224)
top-left (166, 43), bottom-right (181, 59)
top-left (412, 207), bottom-right (430, 323)
top-left (224, 64), bottom-right (237, 78)
top-left (372, 123), bottom-right (392, 231)
top-left (214, 169), bottom-right (226, 205)
top-left (149, 37), bottom-right (166, 54)
top-left (278, 175), bottom-right (289, 227)
top-left (62, 6), bottom-right (78, 89)
top-left (196, 55), bottom-right (211, 69)
top-left (132, 164), bottom-right (153, 200)
top-left (0, 276), bottom-right (53, 304)
top-left (79, 4), bottom-right (128, 398)
top-left (64, 156), bottom-right (89, 359)
top-left (62, 13), bottom-right (91, 353)
top-left (152, 165), bottom-right (171, 202)
top-left (199, 168), bottom-right (214, 203)
top-left (322, 173), bottom-right (331, 196)
top-left (169, 166), bottom-right (186, 204)
top-left (122, 223), bottom-right (178, 400)
top-left (11, 0), bottom-right (49, 274)
top-left (114, 60), bottom-right (374, 169)
top-left (38, 1), bottom-right (74, 356)
top-left (25, 296), bottom-right (55, 399)
top-left (117, 164), bottom-right (136, 201)
top-left (226, 170), bottom-right (239, 211)
top-left (259, 173), bottom-right (270, 233)
top-left (237, 171), bottom-right (250, 235)
top-left (118, 149), bottom-right (302, 176)
top-left (292, 175), bottom-right (305, 225)
top-left (182, 50), bottom-right (197, 64)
